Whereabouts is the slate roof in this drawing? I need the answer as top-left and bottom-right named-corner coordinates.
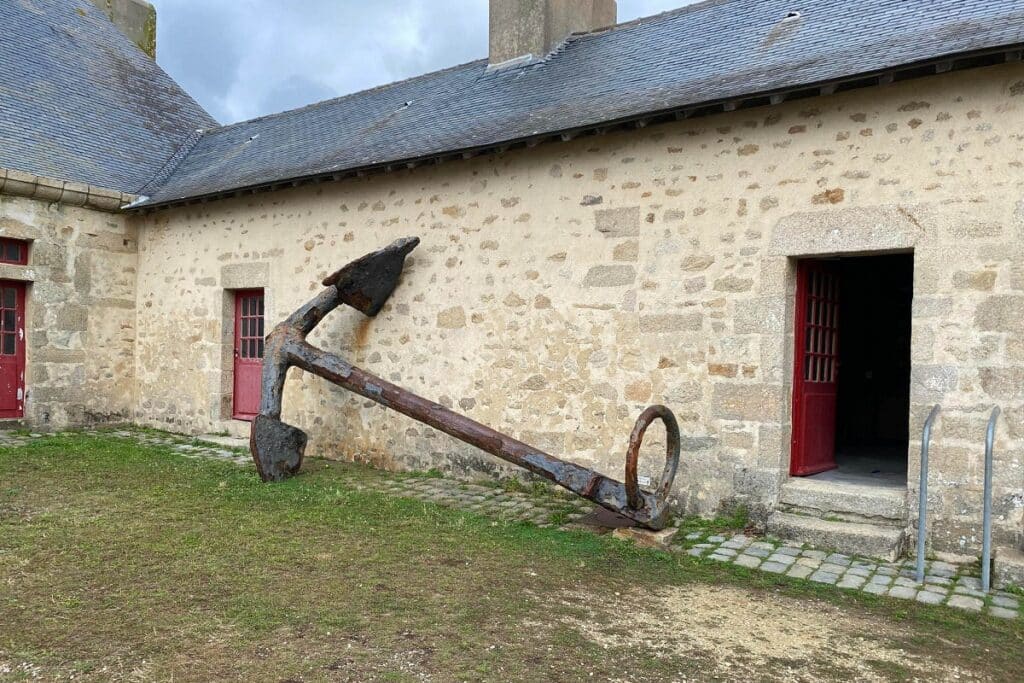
top-left (134, 0), bottom-right (1024, 206)
top-left (0, 0), bottom-right (216, 194)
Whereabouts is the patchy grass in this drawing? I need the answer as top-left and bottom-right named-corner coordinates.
top-left (0, 433), bottom-right (1021, 682)
top-left (676, 503), bottom-right (750, 538)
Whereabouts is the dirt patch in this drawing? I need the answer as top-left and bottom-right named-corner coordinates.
top-left (565, 584), bottom-right (982, 681)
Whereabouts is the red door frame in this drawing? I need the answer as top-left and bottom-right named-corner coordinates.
top-left (790, 260), bottom-right (841, 476)
top-left (232, 289), bottom-right (265, 420)
top-left (0, 281), bottom-right (26, 419)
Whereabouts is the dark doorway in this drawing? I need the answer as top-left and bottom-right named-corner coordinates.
top-left (790, 253), bottom-right (913, 486)
top-left (833, 253), bottom-right (914, 484)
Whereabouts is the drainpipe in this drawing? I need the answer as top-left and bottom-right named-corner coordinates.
top-left (982, 406), bottom-right (1000, 592)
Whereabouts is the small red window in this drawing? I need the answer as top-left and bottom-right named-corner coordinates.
top-left (0, 239), bottom-right (28, 265)
top-left (237, 293), bottom-right (265, 359)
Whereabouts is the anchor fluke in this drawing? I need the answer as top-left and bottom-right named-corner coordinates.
top-left (323, 236), bottom-right (420, 316)
top-left (251, 414), bottom-right (308, 482)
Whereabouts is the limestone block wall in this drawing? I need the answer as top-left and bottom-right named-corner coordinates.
top-left (133, 63), bottom-right (1024, 554)
top-left (0, 195), bottom-right (137, 427)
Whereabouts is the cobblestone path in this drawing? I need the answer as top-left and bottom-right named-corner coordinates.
top-left (684, 533), bottom-right (1019, 619)
top-left (4, 428), bottom-right (1018, 621)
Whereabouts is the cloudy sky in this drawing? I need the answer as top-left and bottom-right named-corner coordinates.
top-left (151, 1), bottom-right (697, 125)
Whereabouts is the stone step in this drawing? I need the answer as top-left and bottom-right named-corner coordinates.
top-left (198, 433), bottom-right (250, 449)
top-left (778, 478), bottom-right (906, 525)
top-left (767, 511), bottom-right (908, 562)
top-left (208, 419), bottom-right (252, 440)
top-left (994, 546), bottom-right (1024, 590)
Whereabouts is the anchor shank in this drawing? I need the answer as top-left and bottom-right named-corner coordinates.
top-left (287, 341), bottom-right (669, 527)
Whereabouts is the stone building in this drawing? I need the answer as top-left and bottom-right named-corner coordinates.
top-left (0, 0), bottom-right (212, 426)
top-left (3, 0), bottom-right (1024, 579)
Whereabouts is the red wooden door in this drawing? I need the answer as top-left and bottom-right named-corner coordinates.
top-left (0, 282), bottom-right (26, 419)
top-left (233, 289), bottom-right (265, 420)
top-left (790, 261), bottom-right (841, 476)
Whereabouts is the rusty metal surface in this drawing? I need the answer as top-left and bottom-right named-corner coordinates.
top-left (251, 414), bottom-right (307, 482)
top-left (574, 507), bottom-right (641, 530)
top-left (251, 236), bottom-right (682, 529)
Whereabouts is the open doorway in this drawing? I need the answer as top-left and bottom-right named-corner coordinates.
top-left (790, 253), bottom-right (913, 487)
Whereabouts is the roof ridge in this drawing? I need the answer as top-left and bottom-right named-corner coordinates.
top-left (136, 127), bottom-right (207, 195)
top-left (488, 0), bottom-right (740, 73)
top-left (210, 57), bottom-right (489, 134)
top-left (202, 2), bottom-right (736, 132)
top-left (567, 0), bottom-right (735, 42)
top-left (133, 0), bottom-right (1024, 208)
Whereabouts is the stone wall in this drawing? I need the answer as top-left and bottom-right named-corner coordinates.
top-left (133, 63), bottom-right (1024, 554)
top-left (0, 195), bottom-right (137, 427)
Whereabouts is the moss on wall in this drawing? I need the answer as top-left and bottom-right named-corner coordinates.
top-left (140, 6), bottom-right (156, 59)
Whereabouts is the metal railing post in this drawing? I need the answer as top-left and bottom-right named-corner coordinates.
top-left (982, 406), bottom-right (1000, 592)
top-left (916, 405), bottom-right (941, 584)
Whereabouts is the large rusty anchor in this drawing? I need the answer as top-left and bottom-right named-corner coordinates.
top-left (251, 237), bottom-right (681, 529)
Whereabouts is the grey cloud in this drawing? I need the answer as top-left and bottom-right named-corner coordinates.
top-left (156, 3), bottom-right (242, 119)
top-left (152, 1), bottom-right (695, 125)
top-left (257, 75), bottom-right (338, 119)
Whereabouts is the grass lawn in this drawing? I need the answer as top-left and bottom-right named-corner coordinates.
top-left (1, 433), bottom-right (1022, 682)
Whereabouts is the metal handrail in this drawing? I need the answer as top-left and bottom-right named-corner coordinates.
top-left (982, 406), bottom-right (1001, 592)
top-left (916, 405), bottom-right (941, 583)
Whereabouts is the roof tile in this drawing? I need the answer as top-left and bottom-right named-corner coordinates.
top-left (0, 0), bottom-right (216, 193)
top-left (144, 0), bottom-right (1024, 205)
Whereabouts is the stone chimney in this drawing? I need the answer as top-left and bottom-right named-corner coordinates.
top-left (489, 0), bottom-right (616, 66)
top-left (90, 0), bottom-right (157, 59)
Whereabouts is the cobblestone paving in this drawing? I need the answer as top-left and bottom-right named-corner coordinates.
top-left (0, 429), bottom-right (251, 467)
top-left (680, 531), bottom-right (1020, 620)
top-left (0, 432), bottom-right (38, 448)
top-left (126, 431), bottom-right (254, 467)
top-left (371, 477), bottom-right (595, 526)
top-left (147, 430), bottom-right (594, 525)
top-left (4, 428), bottom-right (1019, 620)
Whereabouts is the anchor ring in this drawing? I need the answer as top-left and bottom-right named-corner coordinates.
top-left (624, 404), bottom-right (681, 510)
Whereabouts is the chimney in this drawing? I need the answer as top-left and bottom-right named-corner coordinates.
top-left (489, 0), bottom-right (616, 67)
top-left (90, 0), bottom-right (157, 59)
